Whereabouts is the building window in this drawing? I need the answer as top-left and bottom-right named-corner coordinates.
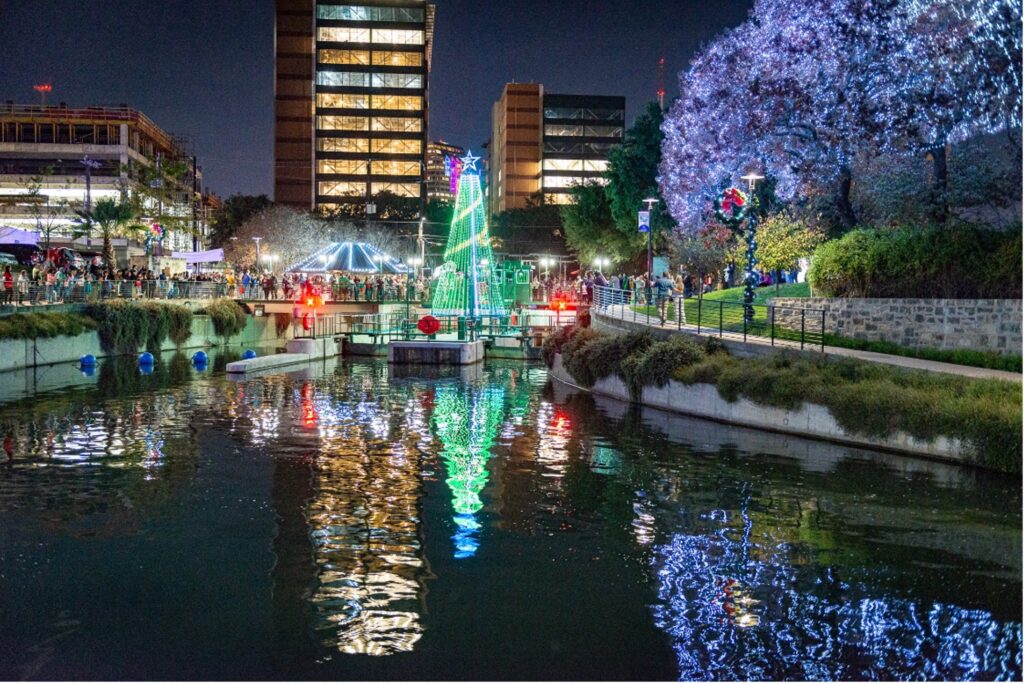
top-left (317, 93), bottom-right (369, 109)
top-left (371, 29), bottom-right (424, 45)
top-left (317, 26), bottom-right (370, 43)
top-left (317, 5), bottom-right (425, 22)
top-left (542, 175), bottom-right (581, 189)
top-left (318, 49), bottom-right (370, 65)
top-left (319, 181), bottom-right (366, 197)
top-left (318, 137), bottom-right (370, 153)
top-left (544, 193), bottom-right (573, 205)
top-left (318, 159), bottom-right (368, 175)
top-left (371, 94), bottom-right (422, 111)
top-left (316, 71), bottom-right (370, 88)
top-left (316, 115), bottom-right (369, 131)
top-left (543, 159), bottom-right (609, 172)
top-left (371, 73), bottom-right (422, 89)
top-left (371, 117), bottom-right (422, 133)
top-left (372, 160), bottom-right (420, 176)
top-left (372, 182), bottom-right (420, 197)
top-left (371, 50), bottom-right (423, 67)
top-left (543, 124), bottom-right (623, 138)
top-left (371, 138), bottom-right (421, 154)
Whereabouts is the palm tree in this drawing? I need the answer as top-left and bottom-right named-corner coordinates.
top-left (74, 198), bottom-right (135, 270)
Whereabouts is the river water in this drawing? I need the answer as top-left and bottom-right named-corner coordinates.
top-left (0, 353), bottom-right (1020, 680)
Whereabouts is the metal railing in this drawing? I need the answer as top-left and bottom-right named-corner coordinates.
top-left (0, 279), bottom-right (236, 310)
top-left (591, 284), bottom-right (826, 352)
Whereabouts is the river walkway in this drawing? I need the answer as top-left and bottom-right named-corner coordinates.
top-left (595, 304), bottom-right (1022, 383)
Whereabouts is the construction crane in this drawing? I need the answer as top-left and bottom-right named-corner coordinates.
top-left (657, 56), bottom-right (666, 111)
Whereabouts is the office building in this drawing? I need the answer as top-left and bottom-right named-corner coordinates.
top-left (424, 140), bottom-right (464, 204)
top-left (0, 103), bottom-right (216, 254)
top-left (274, 0), bottom-right (435, 215)
top-left (488, 84), bottom-right (624, 214)
top-left (540, 93), bottom-right (624, 205)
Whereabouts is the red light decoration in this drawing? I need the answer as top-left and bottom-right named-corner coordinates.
top-left (417, 315), bottom-right (441, 336)
top-left (33, 84), bottom-right (53, 93)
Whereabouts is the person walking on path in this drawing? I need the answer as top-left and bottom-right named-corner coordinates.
top-left (2, 266), bottom-right (13, 306)
top-left (654, 271), bottom-right (677, 326)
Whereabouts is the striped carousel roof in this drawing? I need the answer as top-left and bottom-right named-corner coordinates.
top-left (286, 242), bottom-right (411, 274)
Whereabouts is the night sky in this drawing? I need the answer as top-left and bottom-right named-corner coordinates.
top-left (0, 0), bottom-right (753, 198)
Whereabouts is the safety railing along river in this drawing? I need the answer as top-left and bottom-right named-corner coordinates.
top-left (591, 284), bottom-right (827, 352)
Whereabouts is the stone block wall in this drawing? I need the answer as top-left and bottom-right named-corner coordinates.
top-left (770, 297), bottom-right (1022, 355)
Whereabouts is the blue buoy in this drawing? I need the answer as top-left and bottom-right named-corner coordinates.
top-left (193, 360), bottom-right (208, 373)
top-left (81, 366), bottom-right (96, 378)
top-left (242, 349), bottom-right (257, 360)
top-left (80, 354), bottom-right (96, 368)
top-left (191, 350), bottom-right (208, 365)
top-left (138, 352), bottom-right (155, 366)
top-left (139, 364), bottom-right (154, 376)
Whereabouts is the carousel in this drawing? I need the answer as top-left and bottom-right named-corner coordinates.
top-left (287, 241), bottom-right (412, 275)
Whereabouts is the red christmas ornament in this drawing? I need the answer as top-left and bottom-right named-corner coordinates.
top-left (417, 315), bottom-right (441, 336)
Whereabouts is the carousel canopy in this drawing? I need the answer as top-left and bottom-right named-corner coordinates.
top-left (287, 241), bottom-right (411, 274)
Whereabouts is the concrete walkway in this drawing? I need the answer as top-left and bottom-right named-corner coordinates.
top-left (596, 305), bottom-right (1022, 383)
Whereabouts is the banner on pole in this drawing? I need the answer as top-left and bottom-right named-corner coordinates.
top-left (638, 210), bottom-right (650, 233)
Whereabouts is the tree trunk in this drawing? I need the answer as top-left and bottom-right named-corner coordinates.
top-left (103, 232), bottom-right (116, 270)
top-left (929, 143), bottom-right (949, 224)
top-left (836, 164), bottom-right (856, 232)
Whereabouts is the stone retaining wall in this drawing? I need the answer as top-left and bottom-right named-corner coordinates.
top-left (549, 354), bottom-right (972, 466)
top-left (0, 314), bottom-right (291, 373)
top-left (770, 297), bottom-right (1022, 355)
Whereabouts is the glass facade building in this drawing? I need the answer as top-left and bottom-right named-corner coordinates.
top-left (487, 85), bottom-right (624, 214)
top-left (274, 1), bottom-right (434, 213)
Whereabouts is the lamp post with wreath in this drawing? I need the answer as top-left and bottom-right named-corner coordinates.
top-left (714, 172), bottom-right (763, 323)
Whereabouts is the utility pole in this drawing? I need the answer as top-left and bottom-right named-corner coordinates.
top-left (417, 216), bottom-right (425, 276)
top-left (81, 156), bottom-right (101, 214)
top-left (191, 155), bottom-right (199, 254)
top-left (657, 56), bottom-right (666, 111)
top-left (641, 197), bottom-right (659, 276)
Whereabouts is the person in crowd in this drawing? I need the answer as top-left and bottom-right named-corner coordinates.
top-left (654, 271), bottom-right (677, 326)
top-left (2, 266), bottom-right (13, 305)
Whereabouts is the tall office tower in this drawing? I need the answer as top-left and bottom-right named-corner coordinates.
top-left (274, 1), bottom-right (435, 215)
top-left (487, 84), bottom-right (624, 215)
top-left (488, 83), bottom-right (543, 216)
top-left (540, 94), bottom-right (625, 205)
top-left (424, 140), bottom-right (464, 204)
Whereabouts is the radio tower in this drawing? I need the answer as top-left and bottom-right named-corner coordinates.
top-left (657, 56), bottom-right (666, 111)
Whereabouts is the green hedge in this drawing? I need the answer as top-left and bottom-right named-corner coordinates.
top-left (549, 327), bottom-right (1022, 473)
top-left (0, 312), bottom-right (97, 341)
top-left (808, 224), bottom-right (1022, 298)
top-left (88, 300), bottom-right (195, 354)
top-left (199, 298), bottom-right (248, 340)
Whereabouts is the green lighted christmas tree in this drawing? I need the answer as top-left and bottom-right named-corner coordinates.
top-left (430, 152), bottom-right (506, 317)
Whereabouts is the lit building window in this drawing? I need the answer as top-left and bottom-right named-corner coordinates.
top-left (316, 72), bottom-right (370, 88)
top-left (318, 49), bottom-right (370, 65)
top-left (371, 29), bottom-right (424, 45)
top-left (319, 181), bottom-right (366, 196)
top-left (370, 73), bottom-right (422, 89)
top-left (371, 51), bottom-right (423, 67)
top-left (317, 115), bottom-right (369, 131)
top-left (372, 160), bottom-right (420, 176)
top-left (544, 193), bottom-right (573, 205)
top-left (371, 138), bottom-right (421, 154)
top-left (317, 93), bottom-right (369, 109)
top-left (318, 137), bottom-right (370, 153)
top-left (542, 175), bottom-right (580, 189)
top-left (318, 26), bottom-right (370, 43)
top-left (542, 159), bottom-right (610, 172)
top-left (371, 117), bottom-right (422, 133)
top-left (318, 159), bottom-right (368, 175)
top-left (372, 182), bottom-right (420, 197)
top-left (317, 5), bottom-right (425, 22)
top-left (371, 95), bottom-right (422, 111)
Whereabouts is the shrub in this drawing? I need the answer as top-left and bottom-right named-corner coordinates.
top-left (273, 312), bottom-right (292, 338)
top-left (167, 305), bottom-right (194, 346)
top-left (561, 328), bottom-right (604, 387)
top-left (621, 335), bottom-right (706, 399)
top-left (89, 300), bottom-right (149, 354)
top-left (203, 298), bottom-right (248, 340)
top-left (542, 325), bottom-right (576, 367)
top-left (808, 224), bottom-right (1022, 298)
top-left (0, 312), bottom-right (97, 341)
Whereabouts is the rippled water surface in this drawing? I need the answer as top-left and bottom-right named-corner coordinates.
top-left (0, 353), bottom-right (1020, 680)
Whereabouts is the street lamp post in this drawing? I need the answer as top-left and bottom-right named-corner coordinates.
top-left (740, 172), bottom-right (765, 322)
top-left (641, 197), bottom-right (659, 276)
top-left (252, 236), bottom-right (263, 271)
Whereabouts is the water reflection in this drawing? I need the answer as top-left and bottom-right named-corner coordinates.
top-left (0, 358), bottom-right (1019, 680)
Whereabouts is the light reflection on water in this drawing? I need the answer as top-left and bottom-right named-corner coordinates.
top-left (0, 355), bottom-right (1019, 680)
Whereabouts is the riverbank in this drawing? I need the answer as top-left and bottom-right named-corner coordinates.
top-left (545, 327), bottom-right (1021, 473)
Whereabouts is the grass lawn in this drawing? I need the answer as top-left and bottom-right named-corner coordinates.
top-left (701, 281), bottom-right (811, 305)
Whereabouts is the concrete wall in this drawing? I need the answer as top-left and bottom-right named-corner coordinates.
top-left (771, 297), bottom-right (1023, 355)
top-left (550, 354), bottom-right (972, 466)
top-left (0, 314), bottom-right (291, 373)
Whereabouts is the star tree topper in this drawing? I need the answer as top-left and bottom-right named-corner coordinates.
top-left (461, 151), bottom-right (480, 174)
